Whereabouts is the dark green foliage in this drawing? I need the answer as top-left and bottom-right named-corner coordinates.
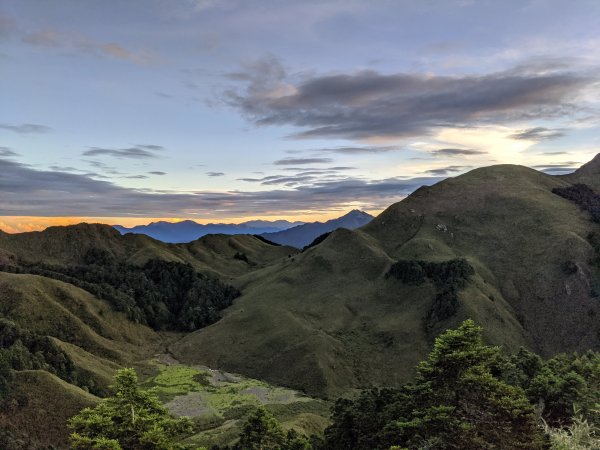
top-left (233, 252), bottom-right (249, 263)
top-left (0, 318), bottom-right (103, 399)
top-left (386, 260), bottom-right (426, 285)
top-left (229, 407), bottom-right (312, 450)
top-left (3, 250), bottom-right (240, 332)
top-left (553, 184), bottom-right (600, 222)
top-left (387, 259), bottom-right (475, 329)
top-left (0, 356), bottom-right (12, 404)
top-left (253, 235), bottom-right (281, 246)
top-left (322, 320), bottom-right (545, 450)
top-left (561, 260), bottom-right (578, 275)
top-left (302, 232), bottom-right (332, 252)
top-left (68, 368), bottom-right (192, 449)
top-left (498, 348), bottom-right (600, 426)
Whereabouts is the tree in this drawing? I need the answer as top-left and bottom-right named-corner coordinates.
top-left (393, 320), bottom-right (544, 449)
top-left (234, 407), bottom-right (312, 450)
top-left (68, 368), bottom-right (192, 449)
top-left (323, 320), bottom-right (545, 450)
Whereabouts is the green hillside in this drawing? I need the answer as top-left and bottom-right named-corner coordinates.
top-left (0, 224), bottom-right (298, 279)
top-left (171, 161), bottom-right (600, 397)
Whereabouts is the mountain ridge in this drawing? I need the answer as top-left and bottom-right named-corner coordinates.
top-left (260, 209), bottom-right (374, 248)
top-left (113, 218), bottom-right (304, 243)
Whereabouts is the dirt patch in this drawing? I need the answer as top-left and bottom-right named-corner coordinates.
top-left (166, 392), bottom-right (212, 417)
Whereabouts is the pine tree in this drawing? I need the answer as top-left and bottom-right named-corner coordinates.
top-left (68, 368), bottom-right (192, 449)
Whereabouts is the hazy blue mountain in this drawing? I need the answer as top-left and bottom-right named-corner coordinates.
top-left (113, 219), bottom-right (304, 243)
top-left (260, 210), bottom-right (374, 248)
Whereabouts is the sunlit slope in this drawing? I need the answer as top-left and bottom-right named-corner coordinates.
top-left (172, 163), bottom-right (600, 397)
top-left (0, 271), bottom-right (162, 363)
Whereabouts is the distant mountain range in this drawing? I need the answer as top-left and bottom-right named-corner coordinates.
top-left (113, 210), bottom-right (374, 246)
top-left (113, 219), bottom-right (304, 243)
top-left (260, 209), bottom-right (374, 248)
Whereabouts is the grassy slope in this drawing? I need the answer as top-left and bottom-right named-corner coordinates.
top-left (0, 370), bottom-right (99, 448)
top-left (139, 359), bottom-right (329, 448)
top-left (0, 224), bottom-right (297, 279)
top-left (0, 272), bottom-right (162, 362)
top-left (172, 163), bottom-right (600, 398)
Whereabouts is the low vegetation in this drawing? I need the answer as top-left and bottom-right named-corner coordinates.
top-left (387, 259), bottom-right (475, 331)
top-left (68, 368), bottom-right (192, 449)
top-left (60, 321), bottom-right (600, 449)
top-left (553, 183), bottom-right (600, 222)
top-left (1, 248), bottom-right (240, 332)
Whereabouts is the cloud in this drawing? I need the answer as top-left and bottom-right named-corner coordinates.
top-left (0, 123), bottom-right (51, 133)
top-left (20, 26), bottom-right (159, 65)
top-left (225, 57), bottom-right (596, 140)
top-left (0, 157), bottom-right (441, 217)
top-left (531, 161), bottom-right (580, 174)
top-left (430, 148), bottom-right (486, 156)
top-left (148, 171), bottom-right (167, 175)
top-left (425, 165), bottom-right (471, 175)
top-left (83, 145), bottom-right (161, 159)
top-left (0, 147), bottom-right (18, 157)
top-left (22, 29), bottom-right (62, 47)
top-left (273, 157), bottom-right (333, 165)
top-left (318, 145), bottom-right (402, 154)
top-left (206, 171), bottom-right (225, 176)
top-left (509, 127), bottom-right (565, 141)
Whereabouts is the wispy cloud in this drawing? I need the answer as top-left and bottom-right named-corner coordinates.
top-left (430, 148), bottom-right (486, 156)
top-left (82, 145), bottom-right (163, 159)
top-left (0, 157), bottom-right (441, 217)
top-left (148, 171), bottom-right (167, 175)
top-left (206, 171), bottom-right (225, 176)
top-left (509, 127), bottom-right (565, 141)
top-left (318, 146), bottom-right (402, 154)
top-left (0, 123), bottom-right (51, 134)
top-left (0, 147), bottom-right (18, 157)
top-left (425, 165), bottom-right (471, 175)
top-left (274, 157), bottom-right (333, 165)
top-left (19, 25), bottom-right (160, 65)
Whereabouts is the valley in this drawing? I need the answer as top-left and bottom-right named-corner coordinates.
top-left (1, 159), bottom-right (600, 448)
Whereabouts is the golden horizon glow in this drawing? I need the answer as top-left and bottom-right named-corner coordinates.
top-left (0, 210), bottom-right (384, 234)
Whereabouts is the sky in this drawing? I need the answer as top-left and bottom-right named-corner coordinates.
top-left (1, 0), bottom-right (600, 232)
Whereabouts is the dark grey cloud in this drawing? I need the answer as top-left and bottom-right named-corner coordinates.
top-left (532, 161), bottom-right (580, 174)
top-left (431, 148), bottom-right (486, 156)
top-left (273, 157), bottom-right (333, 165)
top-left (318, 146), bottom-right (401, 154)
top-left (124, 175), bottom-right (148, 179)
top-left (0, 147), bottom-right (18, 157)
top-left (425, 165), bottom-right (471, 176)
top-left (0, 157), bottom-right (441, 217)
top-left (225, 58), bottom-right (595, 140)
top-left (84, 160), bottom-right (124, 175)
top-left (83, 145), bottom-right (161, 159)
top-left (206, 171), bottom-right (225, 177)
top-left (148, 171), bottom-right (167, 175)
top-left (0, 123), bottom-right (51, 134)
top-left (509, 127), bottom-right (565, 141)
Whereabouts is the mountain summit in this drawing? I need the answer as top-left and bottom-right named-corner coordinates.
top-left (260, 209), bottom-right (374, 248)
top-left (172, 159), bottom-right (600, 397)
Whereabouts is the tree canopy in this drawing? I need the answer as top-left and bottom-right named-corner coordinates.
top-left (68, 368), bottom-right (192, 450)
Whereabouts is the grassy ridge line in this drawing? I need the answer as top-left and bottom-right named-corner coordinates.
top-left (172, 164), bottom-right (600, 398)
top-left (0, 224), bottom-right (299, 280)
